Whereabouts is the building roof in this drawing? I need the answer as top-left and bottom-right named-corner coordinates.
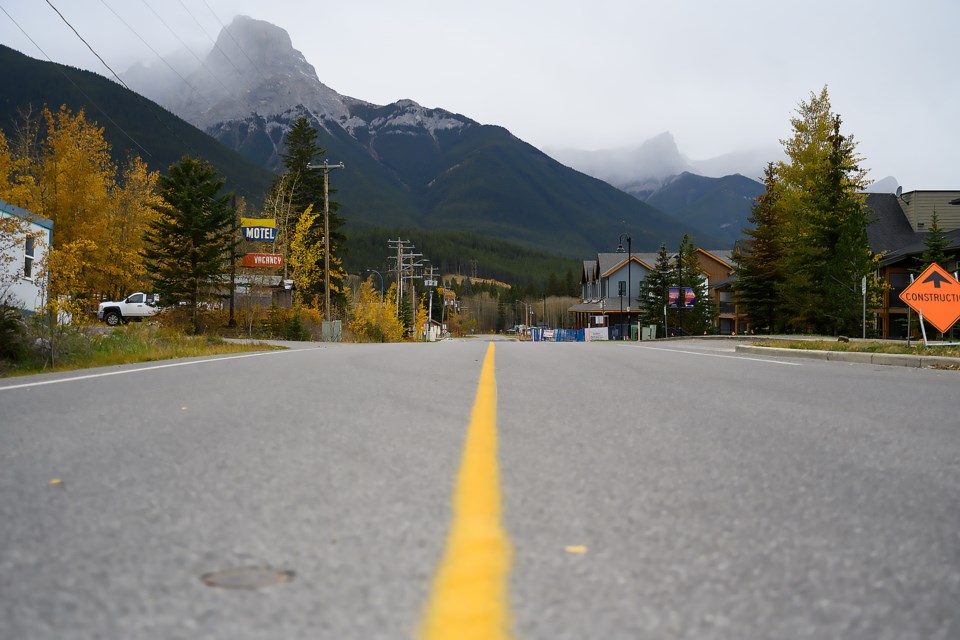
top-left (865, 192), bottom-right (960, 266)
top-left (865, 193), bottom-right (917, 256)
top-left (582, 259), bottom-right (597, 284)
top-left (631, 252), bottom-right (666, 269)
top-left (597, 252), bottom-right (653, 277)
top-left (879, 229), bottom-right (960, 266)
top-left (702, 249), bottom-right (734, 267)
top-left (0, 198), bottom-right (54, 230)
top-left (713, 272), bottom-right (739, 288)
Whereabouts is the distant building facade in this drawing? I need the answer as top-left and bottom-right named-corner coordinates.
top-left (568, 251), bottom-right (651, 338)
top-left (570, 247), bottom-right (735, 336)
top-left (1, 199), bottom-right (53, 315)
top-left (866, 190), bottom-right (960, 338)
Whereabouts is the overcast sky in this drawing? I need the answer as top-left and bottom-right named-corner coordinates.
top-left (1, 0), bottom-right (957, 189)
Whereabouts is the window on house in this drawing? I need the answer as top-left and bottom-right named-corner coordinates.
top-left (23, 235), bottom-right (35, 279)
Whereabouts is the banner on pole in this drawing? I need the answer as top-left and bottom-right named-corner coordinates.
top-left (668, 287), bottom-right (696, 308)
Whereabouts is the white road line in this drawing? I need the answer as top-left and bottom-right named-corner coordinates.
top-left (0, 348), bottom-right (313, 392)
top-left (629, 344), bottom-right (802, 365)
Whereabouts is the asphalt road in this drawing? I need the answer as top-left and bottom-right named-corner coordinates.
top-left (1, 337), bottom-right (958, 639)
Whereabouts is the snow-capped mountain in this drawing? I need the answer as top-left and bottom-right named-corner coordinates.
top-left (117, 16), bottom-right (718, 253)
top-left (126, 16), bottom-right (473, 170)
top-left (168, 15), bottom-right (355, 129)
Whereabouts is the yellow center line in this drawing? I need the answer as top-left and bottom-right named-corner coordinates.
top-left (419, 342), bottom-right (513, 640)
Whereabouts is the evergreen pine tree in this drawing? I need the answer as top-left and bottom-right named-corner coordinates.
top-left (734, 163), bottom-right (785, 332)
top-left (676, 235), bottom-right (713, 335)
top-left (564, 267), bottom-right (579, 297)
top-left (637, 243), bottom-right (673, 336)
top-left (815, 116), bottom-right (876, 334)
top-left (398, 290), bottom-right (413, 335)
top-left (546, 273), bottom-right (561, 297)
top-left (142, 156), bottom-right (236, 334)
top-left (775, 87), bottom-right (874, 334)
top-left (920, 209), bottom-right (950, 270)
top-left (496, 300), bottom-right (506, 333)
top-left (917, 209), bottom-right (958, 337)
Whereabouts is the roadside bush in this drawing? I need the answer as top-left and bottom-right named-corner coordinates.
top-left (0, 304), bottom-right (27, 363)
top-left (155, 305), bottom-right (221, 335)
top-left (348, 280), bottom-right (405, 342)
top-left (297, 306), bottom-right (323, 340)
top-left (265, 306), bottom-right (316, 341)
top-left (26, 317), bottom-right (99, 365)
top-left (1, 322), bottom-right (278, 377)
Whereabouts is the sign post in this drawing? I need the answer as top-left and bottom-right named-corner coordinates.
top-left (862, 275), bottom-right (867, 339)
top-left (898, 263), bottom-right (960, 340)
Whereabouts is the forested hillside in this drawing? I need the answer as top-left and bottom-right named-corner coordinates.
top-left (0, 45), bottom-right (273, 203)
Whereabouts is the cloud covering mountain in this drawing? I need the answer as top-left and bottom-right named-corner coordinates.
top-left (124, 16), bottom-right (700, 255)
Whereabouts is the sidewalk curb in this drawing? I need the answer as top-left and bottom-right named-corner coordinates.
top-left (735, 345), bottom-right (960, 369)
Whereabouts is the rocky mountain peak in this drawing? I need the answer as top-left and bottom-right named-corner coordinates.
top-left (547, 131), bottom-right (694, 190)
top-left (170, 16), bottom-right (354, 129)
top-left (207, 16), bottom-right (312, 81)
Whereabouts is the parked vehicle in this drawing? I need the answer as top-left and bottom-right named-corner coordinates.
top-left (97, 293), bottom-right (160, 326)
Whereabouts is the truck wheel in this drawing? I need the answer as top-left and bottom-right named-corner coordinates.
top-left (104, 310), bottom-right (121, 326)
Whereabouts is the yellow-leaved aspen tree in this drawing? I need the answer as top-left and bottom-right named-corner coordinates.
top-left (288, 205), bottom-right (322, 308)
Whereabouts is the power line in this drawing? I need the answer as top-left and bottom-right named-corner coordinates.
top-left (138, 0), bottom-right (232, 96)
top-left (44, 0), bottom-right (133, 93)
top-left (174, 0), bottom-right (247, 84)
top-left (97, 0), bottom-right (204, 100)
top-left (0, 3), bottom-right (153, 159)
top-left (34, 1), bottom-right (262, 203)
top-left (43, 0), bottom-right (195, 160)
top-left (200, 0), bottom-right (272, 86)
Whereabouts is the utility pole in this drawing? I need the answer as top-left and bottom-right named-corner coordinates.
top-left (229, 195), bottom-right (237, 327)
top-left (425, 264), bottom-right (438, 340)
top-left (307, 161), bottom-right (344, 324)
top-left (410, 257), bottom-right (428, 338)
top-left (388, 239), bottom-right (414, 315)
top-left (387, 239), bottom-right (423, 335)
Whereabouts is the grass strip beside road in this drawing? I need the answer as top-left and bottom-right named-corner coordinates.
top-left (1, 324), bottom-right (283, 378)
top-left (419, 342), bottom-right (514, 640)
top-left (757, 339), bottom-right (960, 358)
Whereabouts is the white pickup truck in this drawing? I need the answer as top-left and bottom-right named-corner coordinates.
top-left (97, 292), bottom-right (160, 326)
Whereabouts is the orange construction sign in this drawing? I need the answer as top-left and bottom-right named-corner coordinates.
top-left (898, 262), bottom-right (960, 333)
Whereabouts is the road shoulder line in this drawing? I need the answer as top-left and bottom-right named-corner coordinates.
top-left (630, 344), bottom-right (802, 365)
top-left (0, 349), bottom-right (312, 392)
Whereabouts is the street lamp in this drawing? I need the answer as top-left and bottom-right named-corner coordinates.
top-left (516, 300), bottom-right (532, 339)
top-left (617, 233), bottom-right (632, 340)
top-left (366, 269), bottom-right (384, 301)
top-left (676, 253), bottom-right (683, 336)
